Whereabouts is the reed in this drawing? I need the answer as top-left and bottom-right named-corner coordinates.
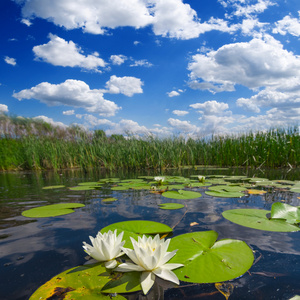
top-left (0, 115), bottom-right (299, 170)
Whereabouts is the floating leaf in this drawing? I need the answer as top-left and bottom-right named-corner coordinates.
top-left (270, 202), bottom-right (300, 224)
top-left (247, 189), bottom-right (267, 195)
top-left (290, 188), bottom-right (300, 193)
top-left (158, 203), bottom-right (185, 210)
top-left (78, 182), bottom-right (103, 186)
top-left (102, 197), bottom-right (118, 203)
top-left (100, 220), bottom-right (173, 248)
top-left (22, 203), bottom-right (85, 218)
top-left (209, 185), bottom-right (247, 192)
top-left (168, 231), bottom-right (254, 283)
top-left (69, 186), bottom-right (96, 191)
top-left (29, 262), bottom-right (129, 299)
top-left (205, 190), bottom-right (244, 198)
top-left (162, 190), bottom-right (202, 200)
top-left (190, 222), bottom-right (199, 226)
top-left (42, 185), bottom-right (65, 190)
top-left (222, 209), bottom-right (300, 232)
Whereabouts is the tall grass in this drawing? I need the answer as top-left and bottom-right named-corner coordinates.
top-left (0, 115), bottom-right (299, 171)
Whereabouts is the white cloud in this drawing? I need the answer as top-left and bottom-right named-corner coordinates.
top-left (239, 17), bottom-right (268, 36)
top-left (0, 104), bottom-right (8, 113)
top-left (19, 0), bottom-right (154, 34)
top-left (62, 110), bottom-right (75, 115)
top-left (76, 114), bottom-right (115, 127)
top-left (4, 56), bottom-right (16, 66)
top-left (33, 116), bottom-right (67, 128)
top-left (21, 18), bottom-right (32, 26)
top-left (129, 59), bottom-right (153, 67)
top-left (13, 79), bottom-right (121, 117)
top-left (167, 90), bottom-right (180, 97)
top-left (190, 100), bottom-right (229, 115)
top-left (17, 0), bottom-right (238, 40)
top-left (168, 118), bottom-right (198, 133)
top-left (110, 55), bottom-right (127, 65)
top-left (105, 119), bottom-right (149, 136)
top-left (33, 34), bottom-right (106, 71)
top-left (219, 0), bottom-right (276, 18)
top-left (104, 75), bottom-right (143, 97)
top-left (273, 13), bottom-right (300, 37)
top-left (188, 35), bottom-right (300, 92)
top-left (172, 110), bottom-right (189, 116)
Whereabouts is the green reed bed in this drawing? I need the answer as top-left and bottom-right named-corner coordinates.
top-left (0, 116), bottom-right (299, 170)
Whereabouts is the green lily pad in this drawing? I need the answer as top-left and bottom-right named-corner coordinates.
top-left (100, 220), bottom-right (173, 248)
top-left (222, 209), bottom-right (300, 232)
top-left (205, 190), bottom-right (244, 198)
top-left (22, 203), bottom-right (85, 218)
top-left (208, 185), bottom-right (247, 192)
top-left (78, 182), bottom-right (103, 186)
top-left (158, 203), bottom-right (185, 210)
top-left (186, 182), bottom-right (211, 188)
top-left (69, 186), bottom-right (96, 191)
top-left (290, 188), bottom-right (300, 193)
top-left (102, 197), bottom-right (118, 203)
top-left (168, 231), bottom-right (254, 283)
top-left (42, 185), bottom-right (65, 190)
top-left (162, 190), bottom-right (202, 200)
top-left (29, 262), bottom-right (131, 299)
top-left (270, 203), bottom-right (300, 224)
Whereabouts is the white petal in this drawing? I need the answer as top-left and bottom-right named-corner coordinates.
top-left (140, 271), bottom-right (155, 295)
top-left (105, 259), bottom-right (117, 269)
top-left (100, 239), bottom-right (111, 259)
top-left (122, 248), bottom-right (141, 266)
top-left (153, 268), bottom-right (180, 285)
top-left (115, 262), bottom-right (145, 272)
top-left (159, 263), bottom-right (184, 270)
top-left (158, 249), bottom-right (177, 266)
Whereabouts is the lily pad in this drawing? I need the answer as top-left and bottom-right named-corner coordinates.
top-left (102, 197), bottom-right (118, 203)
top-left (208, 185), bottom-right (247, 192)
top-left (162, 190), bottom-right (202, 200)
top-left (222, 209), bottom-right (300, 232)
top-left (205, 190), bottom-right (244, 198)
top-left (290, 188), bottom-right (300, 193)
top-left (247, 189), bottom-right (267, 195)
top-left (100, 220), bottom-right (173, 248)
top-left (42, 185), bottom-right (65, 190)
top-left (168, 231), bottom-right (254, 283)
top-left (270, 202), bottom-right (300, 224)
top-left (29, 262), bottom-right (131, 299)
top-left (69, 186), bottom-right (96, 191)
top-left (22, 203), bottom-right (85, 218)
top-left (158, 203), bottom-right (185, 210)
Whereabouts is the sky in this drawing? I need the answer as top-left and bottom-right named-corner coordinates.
top-left (1, 0), bottom-right (300, 138)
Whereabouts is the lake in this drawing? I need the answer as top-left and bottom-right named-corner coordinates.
top-left (0, 167), bottom-right (300, 299)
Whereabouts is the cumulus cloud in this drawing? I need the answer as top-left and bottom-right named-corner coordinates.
top-left (105, 119), bottom-right (149, 136)
top-left (273, 13), bottom-right (300, 37)
top-left (190, 100), bottom-right (229, 115)
top-left (110, 55), bottom-right (127, 65)
top-left (16, 0), bottom-right (238, 40)
top-left (4, 56), bottom-right (16, 66)
top-left (33, 116), bottom-right (67, 128)
top-left (129, 59), bottom-right (153, 67)
top-left (172, 110), bottom-right (189, 116)
top-left (188, 35), bottom-right (300, 92)
top-left (33, 34), bottom-right (106, 71)
top-left (168, 118), bottom-right (198, 133)
top-left (21, 18), bottom-right (32, 26)
top-left (62, 110), bottom-right (75, 115)
top-left (167, 90), bottom-right (180, 97)
top-left (104, 75), bottom-right (143, 97)
top-left (0, 104), bottom-right (8, 113)
top-left (13, 79), bottom-right (121, 117)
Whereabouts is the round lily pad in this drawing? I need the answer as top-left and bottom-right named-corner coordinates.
top-left (222, 209), bottom-right (300, 232)
top-left (29, 262), bottom-right (134, 299)
top-left (158, 203), bottom-right (185, 210)
top-left (168, 231), bottom-right (254, 283)
top-left (78, 182), bottom-right (103, 186)
top-left (205, 191), bottom-right (244, 198)
top-left (22, 203), bottom-right (85, 218)
top-left (69, 186), bottom-right (96, 191)
top-left (162, 190), bottom-right (202, 200)
top-left (100, 220), bottom-right (173, 248)
top-left (102, 197), bottom-right (118, 203)
top-left (42, 185), bottom-right (65, 190)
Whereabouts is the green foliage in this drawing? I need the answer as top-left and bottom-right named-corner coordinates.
top-left (1, 115), bottom-right (300, 170)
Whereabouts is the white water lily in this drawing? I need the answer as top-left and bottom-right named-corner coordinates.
top-left (83, 229), bottom-right (125, 269)
top-left (115, 234), bottom-right (183, 295)
top-left (154, 176), bottom-right (165, 185)
top-left (198, 175), bottom-right (205, 183)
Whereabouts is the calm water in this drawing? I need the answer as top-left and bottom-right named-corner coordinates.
top-left (0, 167), bottom-right (300, 300)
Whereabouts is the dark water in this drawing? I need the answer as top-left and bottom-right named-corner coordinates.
top-left (0, 167), bottom-right (300, 300)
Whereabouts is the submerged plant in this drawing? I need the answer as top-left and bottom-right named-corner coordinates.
top-left (83, 230), bottom-right (125, 269)
top-left (116, 234), bottom-right (183, 295)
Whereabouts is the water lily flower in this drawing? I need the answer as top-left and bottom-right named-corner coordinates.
top-left (198, 175), bottom-right (205, 183)
top-left (116, 234), bottom-right (183, 295)
top-left (154, 176), bottom-right (165, 185)
top-left (83, 229), bottom-right (125, 269)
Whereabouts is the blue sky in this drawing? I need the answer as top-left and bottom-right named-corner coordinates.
top-left (1, 0), bottom-right (300, 138)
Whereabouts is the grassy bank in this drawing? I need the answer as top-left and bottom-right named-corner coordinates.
top-left (0, 115), bottom-right (299, 170)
